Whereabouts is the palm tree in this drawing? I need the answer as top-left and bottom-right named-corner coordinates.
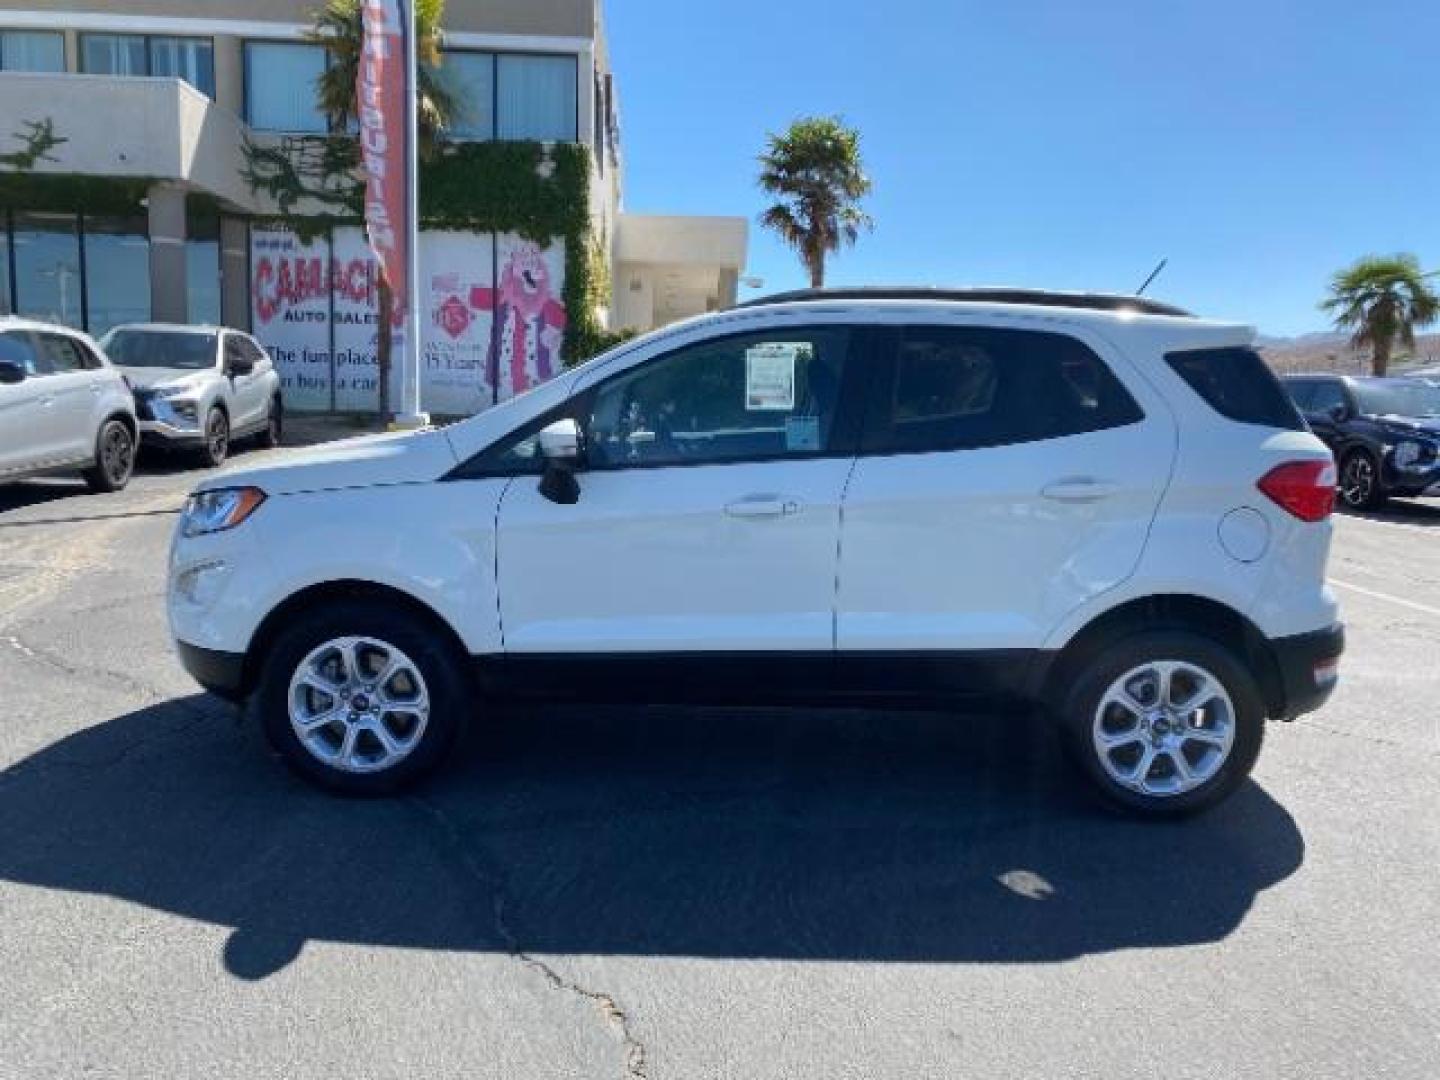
top-left (1321, 254), bottom-right (1439, 376)
top-left (758, 117), bottom-right (872, 288)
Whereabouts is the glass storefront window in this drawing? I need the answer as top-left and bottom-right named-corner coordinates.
top-left (0, 226), bottom-right (11, 315)
top-left (187, 217), bottom-right (221, 325)
top-left (445, 52), bottom-right (495, 140)
top-left (13, 213), bottom-right (83, 328)
top-left (0, 30), bottom-right (64, 72)
top-left (245, 42), bottom-right (327, 132)
top-left (83, 216), bottom-right (151, 337)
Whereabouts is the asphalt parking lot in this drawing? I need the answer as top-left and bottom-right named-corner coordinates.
top-left (1, 444), bottom-right (1437, 1079)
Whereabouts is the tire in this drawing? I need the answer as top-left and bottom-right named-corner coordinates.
top-left (1058, 630), bottom-right (1265, 819)
top-left (250, 600), bottom-right (470, 795)
top-left (1338, 449), bottom-right (1385, 511)
top-left (199, 407), bottom-right (229, 468)
top-left (82, 418), bottom-right (136, 493)
top-left (259, 397), bottom-right (283, 449)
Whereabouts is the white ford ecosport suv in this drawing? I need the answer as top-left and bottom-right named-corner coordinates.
top-left (168, 290), bottom-right (1344, 816)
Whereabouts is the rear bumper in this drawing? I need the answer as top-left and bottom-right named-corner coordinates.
top-left (176, 639), bottom-right (246, 703)
top-left (1270, 623), bottom-right (1344, 720)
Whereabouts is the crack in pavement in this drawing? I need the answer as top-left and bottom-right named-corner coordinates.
top-left (3, 633), bottom-right (170, 704)
top-left (410, 796), bottom-right (650, 1080)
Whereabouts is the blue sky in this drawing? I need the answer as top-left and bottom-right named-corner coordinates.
top-left (607, 0), bottom-right (1440, 336)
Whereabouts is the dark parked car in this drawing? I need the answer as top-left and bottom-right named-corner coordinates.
top-left (1282, 375), bottom-right (1440, 509)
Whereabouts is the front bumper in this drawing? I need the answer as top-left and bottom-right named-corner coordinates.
top-left (176, 639), bottom-right (246, 702)
top-left (140, 418), bottom-right (206, 446)
top-left (1270, 623), bottom-right (1344, 720)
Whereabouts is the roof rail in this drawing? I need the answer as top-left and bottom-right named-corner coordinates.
top-left (735, 287), bottom-right (1195, 319)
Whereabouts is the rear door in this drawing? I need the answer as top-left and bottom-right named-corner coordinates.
top-left (837, 323), bottom-right (1175, 653)
top-left (0, 331), bottom-right (52, 475)
top-left (29, 331), bottom-right (97, 464)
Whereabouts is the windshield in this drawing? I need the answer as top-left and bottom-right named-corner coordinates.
top-left (1352, 380), bottom-right (1440, 419)
top-left (101, 330), bottom-right (218, 370)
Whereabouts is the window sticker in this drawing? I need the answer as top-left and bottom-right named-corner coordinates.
top-left (745, 342), bottom-right (800, 411)
top-left (785, 415), bottom-right (821, 452)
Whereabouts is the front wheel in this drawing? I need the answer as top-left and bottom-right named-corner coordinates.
top-left (82, 418), bottom-right (135, 493)
top-left (251, 601), bottom-right (470, 795)
top-left (259, 397), bottom-right (283, 449)
top-left (1339, 449), bottom-right (1385, 511)
top-left (1059, 631), bottom-right (1265, 818)
top-left (199, 407), bottom-right (229, 468)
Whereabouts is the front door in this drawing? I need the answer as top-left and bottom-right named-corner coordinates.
top-left (837, 323), bottom-right (1176, 654)
top-left (0, 331), bottom-right (53, 475)
top-left (224, 334), bottom-right (269, 431)
top-left (495, 325), bottom-right (864, 655)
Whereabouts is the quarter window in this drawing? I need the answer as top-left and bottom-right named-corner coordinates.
top-left (866, 327), bottom-right (1144, 454)
top-left (587, 329), bottom-right (854, 469)
top-left (1165, 347), bottom-right (1305, 430)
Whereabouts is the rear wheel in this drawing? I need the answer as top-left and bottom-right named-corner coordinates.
top-left (199, 407), bottom-right (229, 468)
top-left (1339, 449), bottom-right (1384, 511)
top-left (82, 418), bottom-right (135, 493)
top-left (1059, 630), bottom-right (1265, 818)
top-left (251, 601), bottom-right (470, 795)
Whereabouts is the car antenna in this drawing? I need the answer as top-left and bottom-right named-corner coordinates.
top-left (1136, 258), bottom-right (1169, 296)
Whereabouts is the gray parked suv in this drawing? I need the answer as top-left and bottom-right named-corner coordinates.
top-left (100, 324), bottom-right (283, 467)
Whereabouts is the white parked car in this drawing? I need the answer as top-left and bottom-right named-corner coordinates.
top-left (100, 324), bottom-right (283, 467)
top-left (167, 289), bottom-right (1345, 816)
top-left (0, 316), bottom-right (138, 492)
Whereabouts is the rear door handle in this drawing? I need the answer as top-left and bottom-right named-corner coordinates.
top-left (1042, 478), bottom-right (1120, 503)
top-left (724, 497), bottom-right (800, 519)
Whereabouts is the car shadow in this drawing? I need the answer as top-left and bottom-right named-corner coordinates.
top-left (1343, 498), bottom-right (1440, 527)
top-left (0, 695), bottom-right (1305, 981)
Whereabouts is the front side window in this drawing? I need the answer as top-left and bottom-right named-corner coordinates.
top-left (1351, 379), bottom-right (1440, 419)
top-left (0, 332), bottom-right (39, 375)
top-left (1307, 380), bottom-right (1348, 417)
top-left (497, 54), bottom-right (578, 141)
top-left (245, 42), bottom-right (327, 132)
top-left (32, 332), bottom-right (86, 374)
top-left (586, 328), bottom-right (853, 469)
top-left (1, 30), bottom-right (64, 72)
top-left (866, 326), bottom-right (1143, 454)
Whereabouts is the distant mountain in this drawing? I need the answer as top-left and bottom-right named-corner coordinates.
top-left (1259, 332), bottom-right (1440, 374)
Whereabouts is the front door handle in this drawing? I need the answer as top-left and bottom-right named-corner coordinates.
top-left (1042, 478), bottom-right (1120, 503)
top-left (724, 497), bottom-right (799, 519)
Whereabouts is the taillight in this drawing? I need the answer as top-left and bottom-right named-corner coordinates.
top-left (1257, 460), bottom-right (1336, 522)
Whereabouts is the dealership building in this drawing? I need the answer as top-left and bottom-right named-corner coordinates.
top-left (0, 1), bottom-right (747, 413)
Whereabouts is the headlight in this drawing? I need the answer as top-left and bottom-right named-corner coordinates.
top-left (1393, 439), bottom-right (1437, 471)
top-left (180, 487), bottom-right (267, 537)
top-left (169, 399), bottom-right (199, 422)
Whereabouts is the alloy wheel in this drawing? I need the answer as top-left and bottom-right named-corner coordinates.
top-left (101, 423), bottom-right (134, 487)
top-left (1340, 455), bottom-right (1375, 509)
top-left (287, 636), bottom-right (432, 775)
top-left (1092, 660), bottom-right (1235, 797)
top-left (208, 411), bottom-right (229, 463)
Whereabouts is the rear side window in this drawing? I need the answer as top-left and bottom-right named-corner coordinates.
top-left (1166, 347), bottom-right (1304, 430)
top-left (865, 326), bottom-right (1144, 454)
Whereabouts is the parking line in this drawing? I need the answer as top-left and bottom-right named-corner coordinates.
top-left (1330, 578), bottom-right (1440, 619)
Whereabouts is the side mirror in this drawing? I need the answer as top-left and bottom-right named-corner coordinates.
top-left (537, 418), bottom-right (583, 505)
top-left (1328, 403), bottom-right (1349, 423)
top-left (0, 360), bottom-right (25, 385)
top-left (227, 356), bottom-right (255, 377)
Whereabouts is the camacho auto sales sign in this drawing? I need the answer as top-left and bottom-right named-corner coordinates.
top-left (357, 0), bottom-right (409, 310)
